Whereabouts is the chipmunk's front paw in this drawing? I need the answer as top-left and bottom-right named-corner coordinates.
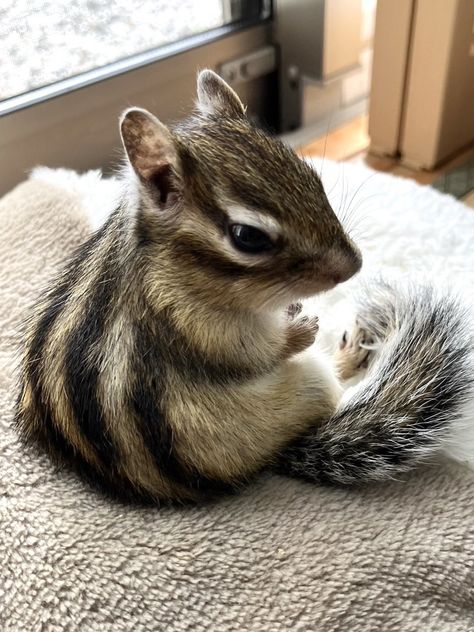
top-left (287, 301), bottom-right (303, 320)
top-left (283, 315), bottom-right (319, 358)
top-left (334, 321), bottom-right (375, 380)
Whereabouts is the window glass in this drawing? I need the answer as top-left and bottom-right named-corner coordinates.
top-left (0, 0), bottom-right (270, 102)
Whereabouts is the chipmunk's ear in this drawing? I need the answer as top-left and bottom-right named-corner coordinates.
top-left (197, 69), bottom-right (246, 118)
top-left (120, 108), bottom-right (182, 204)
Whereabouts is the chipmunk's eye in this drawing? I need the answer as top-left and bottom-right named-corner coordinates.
top-left (229, 224), bottom-right (274, 254)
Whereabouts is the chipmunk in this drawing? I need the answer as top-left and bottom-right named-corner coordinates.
top-left (15, 71), bottom-right (474, 504)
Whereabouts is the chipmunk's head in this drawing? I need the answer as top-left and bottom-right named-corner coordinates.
top-left (120, 70), bottom-right (361, 311)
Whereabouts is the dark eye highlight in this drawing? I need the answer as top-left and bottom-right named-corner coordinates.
top-left (229, 224), bottom-right (274, 254)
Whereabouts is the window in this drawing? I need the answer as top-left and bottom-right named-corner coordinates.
top-left (1, 1), bottom-right (228, 101)
top-left (0, 1), bottom-right (273, 195)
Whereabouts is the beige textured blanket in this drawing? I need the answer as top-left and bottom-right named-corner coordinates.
top-left (1, 177), bottom-right (473, 632)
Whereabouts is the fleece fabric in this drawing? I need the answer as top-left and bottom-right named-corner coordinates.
top-left (1, 162), bottom-right (473, 632)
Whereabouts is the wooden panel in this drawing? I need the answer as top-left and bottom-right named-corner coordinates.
top-left (368, 0), bottom-right (415, 156)
top-left (401, 0), bottom-right (474, 169)
top-left (323, 0), bottom-right (363, 78)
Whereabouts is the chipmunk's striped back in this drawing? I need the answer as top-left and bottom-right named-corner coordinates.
top-left (16, 207), bottom-right (237, 503)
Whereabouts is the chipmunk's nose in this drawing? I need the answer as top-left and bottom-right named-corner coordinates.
top-left (327, 241), bottom-right (362, 285)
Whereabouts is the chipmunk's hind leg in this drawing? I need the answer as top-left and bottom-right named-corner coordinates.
top-left (334, 321), bottom-right (376, 381)
top-left (333, 278), bottom-right (399, 382)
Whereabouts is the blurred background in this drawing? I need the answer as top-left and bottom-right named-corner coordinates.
top-left (1, 0), bottom-right (473, 203)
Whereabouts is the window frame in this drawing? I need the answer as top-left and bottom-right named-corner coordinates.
top-left (0, 16), bottom-right (274, 196)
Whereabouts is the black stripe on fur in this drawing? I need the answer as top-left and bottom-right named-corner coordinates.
top-left (130, 318), bottom-right (236, 495)
top-left (63, 240), bottom-right (121, 470)
top-left (16, 216), bottom-right (156, 503)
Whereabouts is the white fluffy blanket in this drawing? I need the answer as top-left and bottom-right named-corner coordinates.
top-left (1, 161), bottom-right (473, 631)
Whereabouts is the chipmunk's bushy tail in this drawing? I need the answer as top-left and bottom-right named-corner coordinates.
top-left (281, 279), bottom-right (474, 484)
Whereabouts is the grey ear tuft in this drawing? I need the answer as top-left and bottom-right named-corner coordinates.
top-left (196, 69), bottom-right (246, 118)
